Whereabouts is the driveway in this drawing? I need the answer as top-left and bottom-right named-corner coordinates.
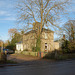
top-left (7, 53), bottom-right (40, 63)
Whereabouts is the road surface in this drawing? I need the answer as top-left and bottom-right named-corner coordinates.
top-left (0, 60), bottom-right (75, 75)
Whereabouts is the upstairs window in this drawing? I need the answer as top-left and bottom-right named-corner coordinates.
top-left (45, 33), bottom-right (48, 39)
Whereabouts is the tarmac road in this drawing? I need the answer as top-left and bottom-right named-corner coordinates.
top-left (0, 60), bottom-right (75, 75)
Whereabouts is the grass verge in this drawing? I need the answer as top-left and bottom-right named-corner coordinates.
top-left (43, 50), bottom-right (75, 60)
top-left (0, 60), bottom-right (17, 64)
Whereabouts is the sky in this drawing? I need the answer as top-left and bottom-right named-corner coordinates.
top-left (0, 0), bottom-right (75, 42)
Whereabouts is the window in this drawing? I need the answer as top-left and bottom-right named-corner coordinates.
top-left (45, 33), bottom-right (48, 39)
top-left (45, 43), bottom-right (47, 52)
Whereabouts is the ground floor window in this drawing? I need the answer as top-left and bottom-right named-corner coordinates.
top-left (45, 43), bottom-right (47, 52)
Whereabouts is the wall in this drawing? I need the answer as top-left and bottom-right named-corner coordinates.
top-left (23, 31), bottom-right (54, 52)
top-left (54, 42), bottom-right (59, 50)
top-left (23, 33), bottom-right (36, 51)
top-left (41, 31), bottom-right (54, 52)
top-left (15, 51), bottom-right (38, 56)
top-left (16, 44), bottom-right (23, 51)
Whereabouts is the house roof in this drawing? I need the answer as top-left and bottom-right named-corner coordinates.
top-left (16, 41), bottom-right (23, 44)
top-left (42, 28), bottom-right (54, 33)
top-left (24, 28), bottom-right (54, 35)
top-left (24, 30), bottom-right (36, 35)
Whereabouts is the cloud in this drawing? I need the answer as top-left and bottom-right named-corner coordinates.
top-left (0, 10), bottom-right (16, 17)
top-left (0, 17), bottom-right (16, 21)
top-left (0, 0), bottom-right (14, 9)
top-left (0, 0), bottom-right (16, 20)
top-left (0, 10), bottom-right (11, 16)
top-left (4, 17), bottom-right (16, 20)
top-left (0, 10), bottom-right (16, 21)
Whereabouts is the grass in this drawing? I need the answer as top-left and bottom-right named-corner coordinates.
top-left (6, 60), bottom-right (17, 64)
top-left (0, 60), bottom-right (17, 64)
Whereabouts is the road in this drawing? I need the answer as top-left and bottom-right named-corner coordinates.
top-left (0, 60), bottom-right (75, 75)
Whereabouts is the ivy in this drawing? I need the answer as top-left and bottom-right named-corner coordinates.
top-left (35, 36), bottom-right (41, 52)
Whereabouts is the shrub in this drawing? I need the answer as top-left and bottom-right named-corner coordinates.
top-left (23, 49), bottom-right (28, 51)
top-left (32, 46), bottom-right (36, 52)
top-left (68, 42), bottom-right (75, 53)
top-left (61, 40), bottom-right (75, 53)
top-left (43, 50), bottom-right (75, 60)
top-left (43, 50), bottom-right (68, 60)
top-left (0, 52), bottom-right (7, 63)
top-left (0, 52), bottom-right (1, 60)
top-left (43, 50), bottom-right (58, 59)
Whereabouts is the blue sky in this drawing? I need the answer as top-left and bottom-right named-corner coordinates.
top-left (0, 0), bottom-right (75, 42)
top-left (0, 0), bottom-right (16, 41)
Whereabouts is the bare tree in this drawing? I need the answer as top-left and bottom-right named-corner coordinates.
top-left (16, 0), bottom-right (70, 51)
top-left (16, 0), bottom-right (70, 34)
top-left (63, 20), bottom-right (75, 42)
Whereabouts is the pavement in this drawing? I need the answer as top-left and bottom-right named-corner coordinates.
top-left (0, 54), bottom-right (75, 75)
top-left (0, 60), bottom-right (75, 75)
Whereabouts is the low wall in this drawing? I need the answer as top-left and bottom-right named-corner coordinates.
top-left (22, 51), bottom-right (38, 56)
top-left (15, 51), bottom-right (38, 56)
top-left (15, 50), bottom-right (48, 57)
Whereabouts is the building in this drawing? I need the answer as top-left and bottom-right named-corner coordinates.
top-left (23, 28), bottom-right (59, 52)
top-left (16, 41), bottom-right (23, 51)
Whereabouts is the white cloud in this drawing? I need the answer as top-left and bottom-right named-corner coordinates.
top-left (0, 10), bottom-right (13, 16)
top-left (0, 17), bottom-right (16, 21)
top-left (4, 17), bottom-right (16, 20)
top-left (0, 11), bottom-right (8, 15)
top-left (0, 0), bottom-right (14, 9)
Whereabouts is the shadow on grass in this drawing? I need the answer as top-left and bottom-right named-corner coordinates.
top-left (0, 60), bottom-right (17, 64)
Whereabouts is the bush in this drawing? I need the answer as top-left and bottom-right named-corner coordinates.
top-left (32, 46), bottom-right (36, 52)
top-left (23, 49), bottom-right (28, 51)
top-left (68, 42), bottom-right (75, 53)
top-left (0, 52), bottom-right (1, 60)
top-left (61, 40), bottom-right (75, 53)
top-left (0, 52), bottom-right (7, 63)
top-left (61, 40), bottom-right (70, 53)
top-left (63, 49), bottom-right (71, 54)
top-left (43, 50), bottom-right (75, 60)
top-left (43, 50), bottom-right (59, 59)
